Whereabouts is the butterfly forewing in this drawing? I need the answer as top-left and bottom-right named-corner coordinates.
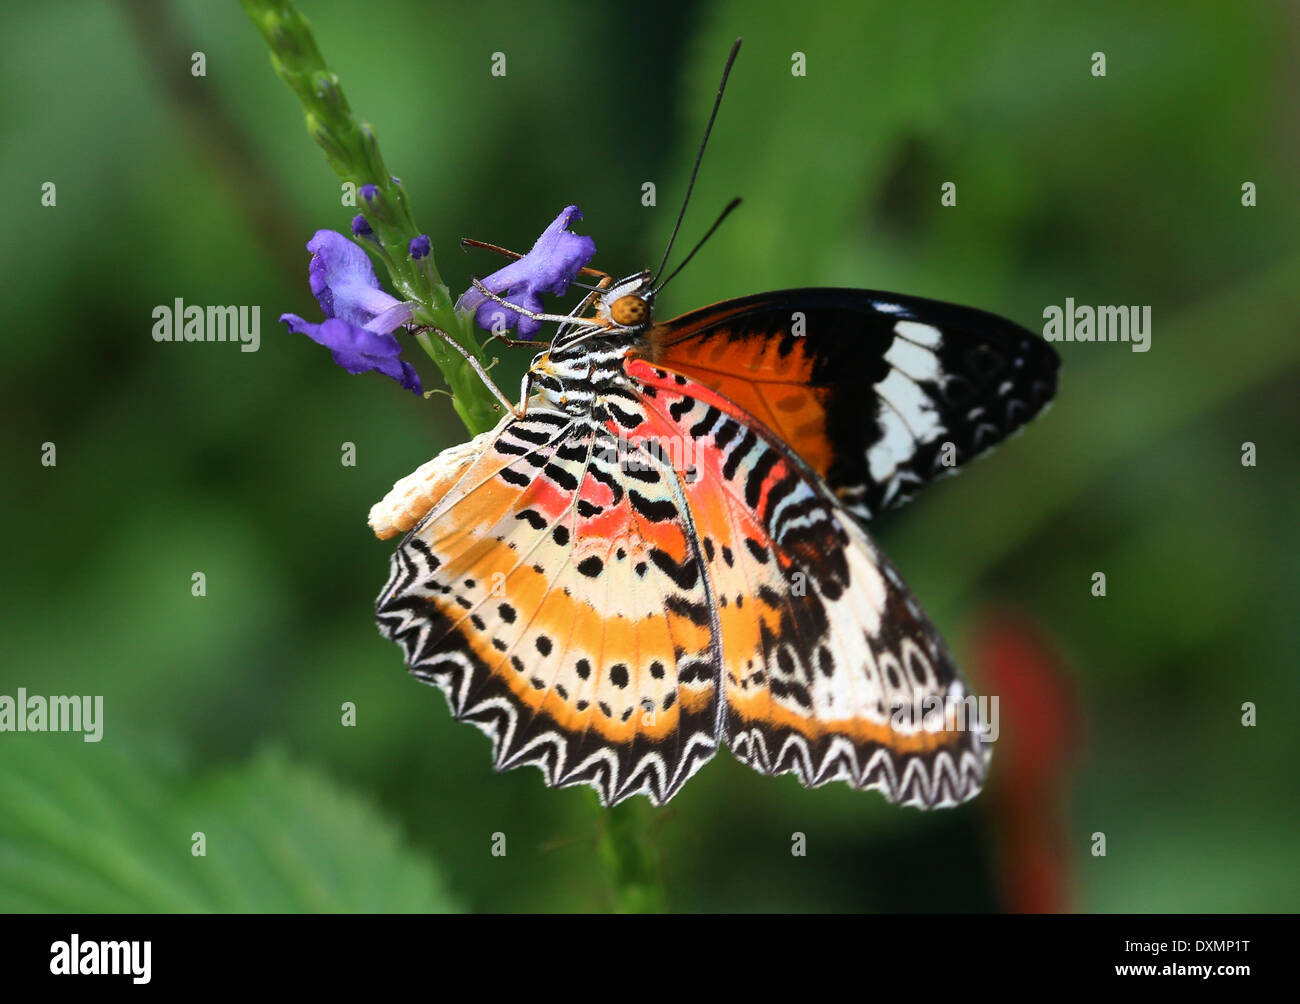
top-left (649, 288), bottom-right (1059, 522)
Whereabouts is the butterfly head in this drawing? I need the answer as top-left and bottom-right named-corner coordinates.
top-left (535, 270), bottom-right (656, 381)
top-left (593, 270), bottom-right (655, 332)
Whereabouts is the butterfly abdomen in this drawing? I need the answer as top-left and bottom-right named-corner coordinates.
top-left (369, 425), bottom-right (502, 540)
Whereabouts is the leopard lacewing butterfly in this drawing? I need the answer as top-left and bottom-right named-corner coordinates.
top-left (369, 39), bottom-right (1058, 808)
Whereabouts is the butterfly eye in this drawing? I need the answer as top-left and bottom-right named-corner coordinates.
top-left (609, 295), bottom-right (649, 327)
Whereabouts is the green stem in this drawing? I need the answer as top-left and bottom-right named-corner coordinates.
top-left (591, 792), bottom-right (666, 913)
top-left (241, 0), bottom-right (500, 435)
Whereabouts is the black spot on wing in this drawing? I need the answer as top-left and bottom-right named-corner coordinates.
top-left (516, 509), bottom-right (547, 530)
top-left (629, 490), bottom-right (678, 522)
top-left (722, 429), bottom-right (756, 481)
top-left (542, 462), bottom-right (579, 491)
top-left (744, 448), bottom-right (779, 509)
top-left (649, 548), bottom-right (698, 590)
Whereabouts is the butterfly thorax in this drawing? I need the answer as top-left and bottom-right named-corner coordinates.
top-left (527, 269), bottom-right (657, 418)
top-left (528, 335), bottom-right (645, 418)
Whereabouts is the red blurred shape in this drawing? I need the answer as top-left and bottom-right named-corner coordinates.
top-left (977, 611), bottom-right (1080, 913)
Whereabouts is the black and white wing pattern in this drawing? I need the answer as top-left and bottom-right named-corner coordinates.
top-left (649, 287), bottom-right (1059, 521)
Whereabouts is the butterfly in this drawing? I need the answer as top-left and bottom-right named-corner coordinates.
top-left (368, 41), bottom-right (1059, 809)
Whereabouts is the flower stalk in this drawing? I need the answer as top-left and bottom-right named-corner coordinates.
top-left (592, 794), bottom-right (666, 913)
top-left (242, 0), bottom-right (500, 435)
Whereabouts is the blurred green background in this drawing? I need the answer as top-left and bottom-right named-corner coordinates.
top-left (2, 0), bottom-right (1297, 913)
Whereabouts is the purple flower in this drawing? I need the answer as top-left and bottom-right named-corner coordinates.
top-left (409, 234), bottom-right (431, 260)
top-left (280, 230), bottom-right (421, 394)
top-left (456, 205), bottom-right (597, 339)
top-left (351, 214), bottom-right (373, 239)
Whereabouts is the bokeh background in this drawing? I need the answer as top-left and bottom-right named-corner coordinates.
top-left (2, 0), bottom-right (1297, 912)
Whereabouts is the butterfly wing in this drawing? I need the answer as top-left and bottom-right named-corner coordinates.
top-left (648, 288), bottom-right (1058, 522)
top-left (623, 356), bottom-right (989, 807)
top-left (372, 408), bottom-right (720, 806)
top-left (372, 287), bottom-right (1019, 807)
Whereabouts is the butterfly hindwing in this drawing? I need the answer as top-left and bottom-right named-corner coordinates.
top-left (649, 288), bottom-right (1059, 521)
top-left (373, 408), bottom-right (720, 806)
top-left (622, 357), bottom-right (990, 807)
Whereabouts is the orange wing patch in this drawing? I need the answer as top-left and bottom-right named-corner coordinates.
top-left (652, 323), bottom-right (835, 479)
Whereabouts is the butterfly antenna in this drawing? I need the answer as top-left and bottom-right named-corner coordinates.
top-left (650, 37), bottom-right (742, 286)
top-left (653, 197), bottom-right (742, 294)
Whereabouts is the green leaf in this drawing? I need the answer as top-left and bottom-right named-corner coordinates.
top-left (0, 736), bottom-right (459, 913)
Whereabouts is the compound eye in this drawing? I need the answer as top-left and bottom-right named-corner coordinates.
top-left (610, 295), bottom-right (649, 327)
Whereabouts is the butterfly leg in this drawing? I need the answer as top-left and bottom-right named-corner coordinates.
top-left (517, 370), bottom-right (534, 418)
top-left (413, 325), bottom-right (522, 417)
top-left (483, 333), bottom-right (553, 349)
